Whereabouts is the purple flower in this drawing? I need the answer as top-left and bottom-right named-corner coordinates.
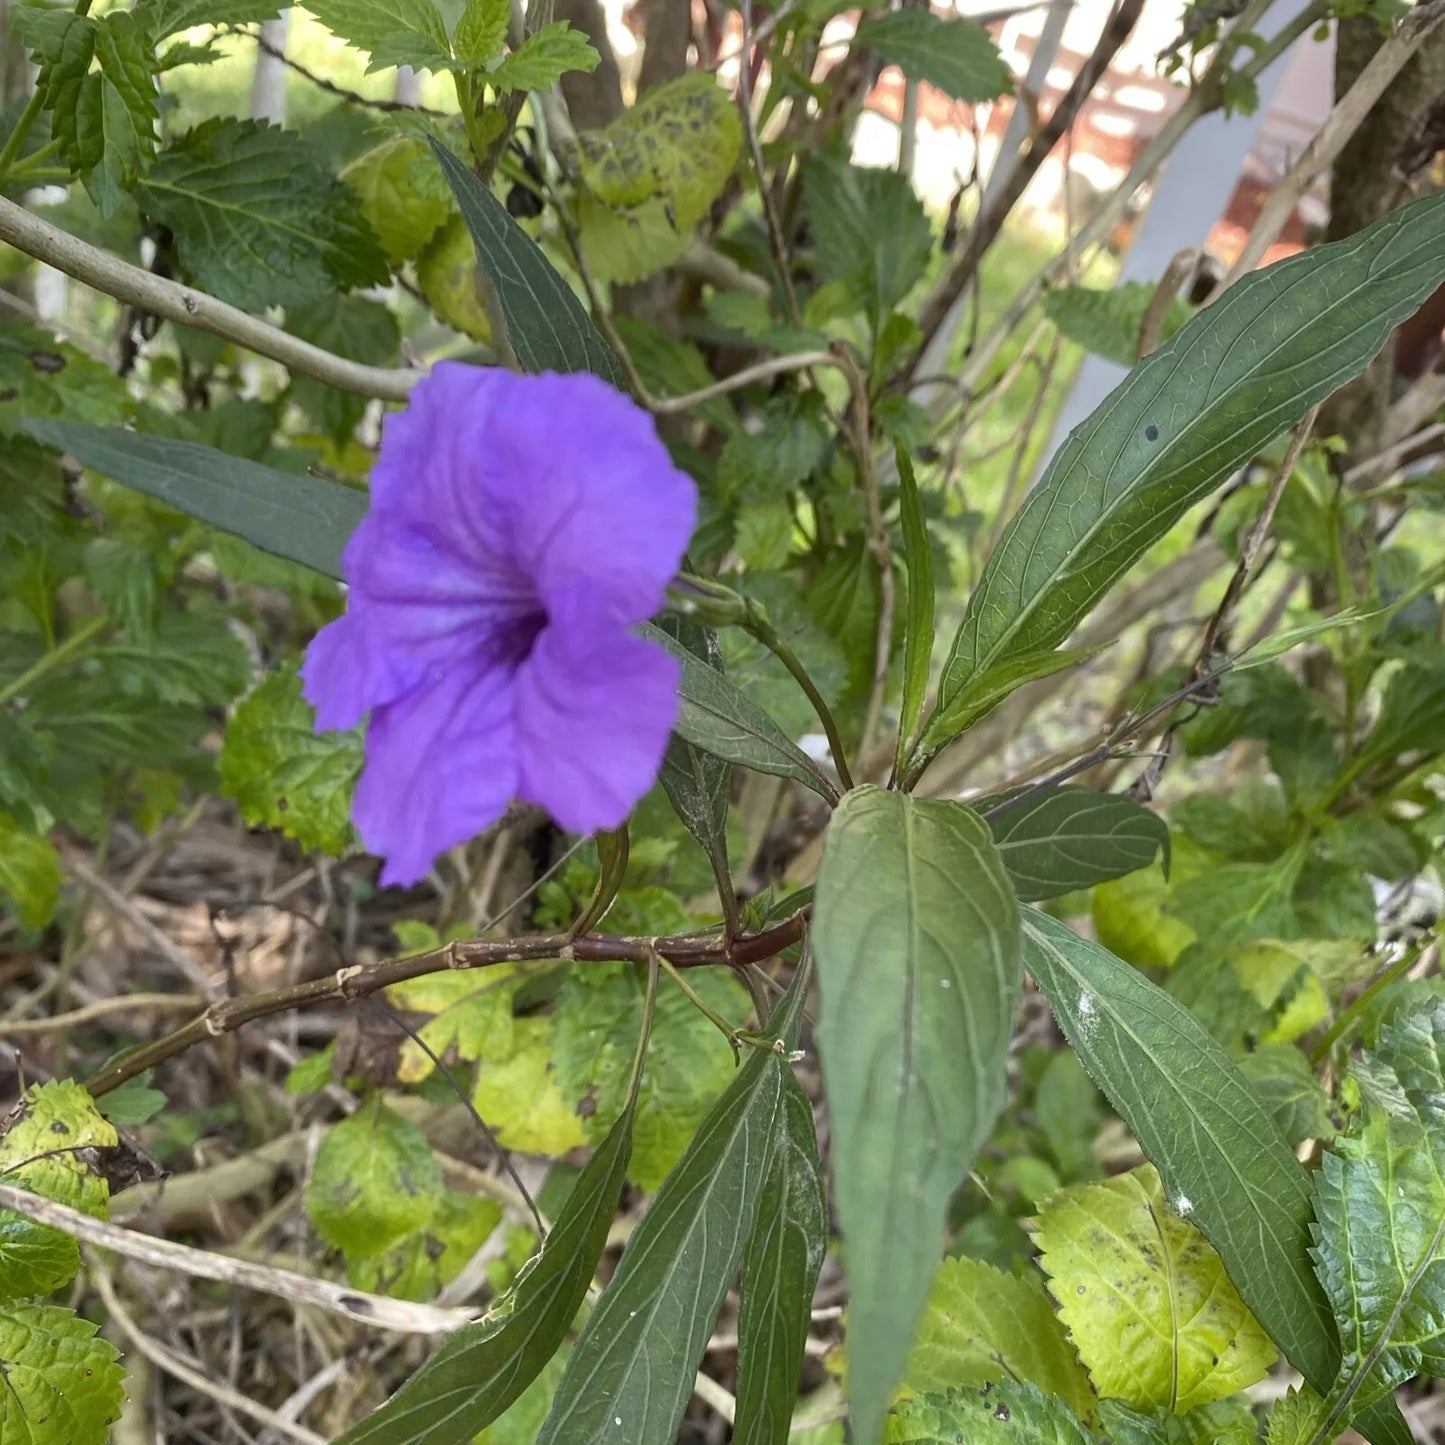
top-left (302, 364), bottom-right (697, 887)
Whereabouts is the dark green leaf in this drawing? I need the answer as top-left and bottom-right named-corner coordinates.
top-left (644, 623), bottom-right (839, 802)
top-left (855, 9), bottom-right (1012, 102)
top-left (1043, 282), bottom-right (1194, 367)
top-left (1238, 1045), bottom-right (1333, 1146)
top-left (895, 445), bottom-right (933, 765)
top-left (0, 812), bottom-right (63, 928)
top-left (734, 1074), bottom-right (826, 1445)
top-left (536, 973), bottom-right (807, 1445)
top-left (936, 191), bottom-right (1445, 718)
top-left (982, 785), bottom-right (1168, 902)
top-left (134, 119), bottom-right (389, 310)
top-left (289, 295), bottom-right (402, 446)
top-left (22, 421), bottom-right (366, 579)
top-left (429, 140), bottom-right (625, 386)
top-left (335, 1099), bottom-right (635, 1445)
top-left (488, 20), bottom-right (598, 90)
top-left (135, 0), bottom-right (281, 41)
top-left (813, 788), bottom-right (1021, 1445)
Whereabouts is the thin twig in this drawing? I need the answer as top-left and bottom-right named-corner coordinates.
top-left (650, 350), bottom-right (841, 414)
top-left (1135, 247), bottom-right (1200, 359)
top-left (244, 26), bottom-right (448, 115)
top-left (0, 197), bottom-right (420, 401)
top-left (1, 1184), bottom-right (476, 1332)
top-left (0, 992), bottom-right (204, 1038)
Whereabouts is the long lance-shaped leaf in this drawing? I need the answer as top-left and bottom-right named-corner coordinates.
top-left (430, 140), bottom-right (626, 387)
top-left (536, 966), bottom-right (809, 1445)
top-left (1021, 908), bottom-right (1412, 1445)
top-left (733, 1072), bottom-right (827, 1445)
top-left (813, 787), bottom-right (1021, 1445)
top-left (933, 191), bottom-right (1445, 723)
top-left (22, 420), bottom-right (362, 579)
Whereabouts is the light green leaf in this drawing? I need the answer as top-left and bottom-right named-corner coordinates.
top-left (895, 446), bottom-right (933, 764)
top-left (0, 1303), bottom-right (126, 1445)
top-left (1043, 282), bottom-right (1194, 368)
top-left (936, 192), bottom-right (1445, 716)
top-left (1264, 1387), bottom-right (1331, 1445)
top-left (342, 136), bottom-right (452, 265)
top-left (1019, 909), bottom-right (1413, 1445)
top-left (1238, 1045), bottom-right (1333, 1146)
top-left (416, 212), bottom-right (495, 341)
top-left (904, 1256), bottom-right (1094, 1421)
top-left (1, 324), bottom-right (133, 438)
top-left (0, 813), bottom-right (63, 929)
top-left (133, 119), bottom-right (389, 310)
top-left (1097, 1397), bottom-right (1261, 1445)
top-left (888, 1381), bottom-right (1092, 1445)
top-left (536, 973), bottom-right (807, 1445)
top-left (454, 0), bottom-right (510, 65)
top-left (1034, 1163), bottom-right (1277, 1410)
top-left (1309, 1001), bottom-right (1445, 1426)
top-left (136, 0), bottom-right (281, 40)
top-left (856, 8), bottom-right (1012, 101)
top-left (1091, 849), bottom-right (1203, 971)
top-left (306, 1096), bottom-right (445, 1258)
top-left (219, 666), bottom-right (362, 856)
top-left (95, 1074), bottom-right (167, 1128)
top-left (23, 421), bottom-right (367, 580)
top-left (803, 153), bottom-right (932, 328)
top-left (574, 193), bottom-right (691, 285)
top-left (488, 20), bottom-right (598, 89)
top-left (1166, 847), bottom-right (1304, 944)
top-left (734, 1074), bottom-right (827, 1445)
top-left (337, 1100), bottom-right (635, 1445)
top-left (474, 1015), bottom-right (589, 1156)
top-left (982, 786), bottom-right (1168, 903)
top-left (814, 787), bottom-right (1021, 1445)
top-left (1357, 659), bottom-right (1445, 770)
top-left (645, 622), bottom-right (839, 802)
top-left (430, 140), bottom-right (626, 385)
top-left (303, 0), bottom-right (454, 71)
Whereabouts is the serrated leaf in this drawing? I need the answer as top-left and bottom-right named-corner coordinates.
top-left (1357, 659), bottom-right (1445, 770)
top-left (982, 786), bottom-right (1168, 903)
top-left (814, 788), bottom-right (1021, 1445)
top-left (1, 325), bottom-right (132, 438)
top-left (1264, 1387), bottom-right (1330, 1445)
top-left (1019, 909), bottom-right (1412, 1445)
top-left (888, 1380), bottom-right (1092, 1445)
top-left (895, 446), bottom-right (933, 764)
top-left (0, 814), bottom-right (62, 929)
top-left (430, 141), bottom-right (625, 385)
top-left (133, 119), bottom-right (389, 310)
top-left (476, 1016), bottom-right (589, 1155)
top-left (24, 421), bottom-right (367, 579)
top-left (488, 20), bottom-right (597, 90)
top-left (306, 1096), bottom-right (445, 1258)
top-left (1043, 283), bottom-right (1195, 368)
top-left (337, 1094), bottom-right (634, 1445)
top-left (734, 1074), bottom-right (827, 1445)
top-left (1166, 848), bottom-right (1304, 944)
top-left (386, 967), bottom-right (519, 1084)
top-left (803, 154), bottom-right (932, 328)
top-left (343, 136), bottom-right (453, 264)
top-left (1097, 1397), bottom-right (1261, 1445)
top-left (0, 1303), bottom-right (126, 1445)
top-left (100, 612), bottom-right (252, 707)
top-left (303, 0), bottom-right (453, 71)
top-left (219, 666), bottom-right (361, 856)
top-left (1309, 1001), bottom-right (1445, 1425)
top-left (535, 973), bottom-right (805, 1445)
top-left (856, 8), bottom-right (1012, 101)
top-left (1034, 1163), bottom-right (1276, 1409)
top-left (574, 193), bottom-right (691, 285)
top-left (904, 1256), bottom-right (1094, 1421)
top-left (644, 622), bottom-right (838, 801)
top-left (135, 0), bottom-right (281, 40)
top-left (554, 965), bottom-right (748, 1190)
top-left (935, 192), bottom-right (1445, 719)
top-left (1239, 1046), bottom-right (1333, 1146)
top-left (0, 1081), bottom-right (117, 1301)
top-left (454, 0), bottom-right (509, 64)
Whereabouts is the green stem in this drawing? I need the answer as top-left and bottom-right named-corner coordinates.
top-left (0, 91), bottom-right (46, 190)
top-left (656, 954), bottom-right (746, 1062)
top-left (1310, 943), bottom-right (1422, 1064)
top-left (0, 615), bottom-right (107, 708)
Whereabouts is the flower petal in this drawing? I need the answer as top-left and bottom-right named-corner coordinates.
top-left (477, 370), bottom-right (697, 624)
top-left (352, 653), bottom-right (520, 887)
top-left (513, 586), bottom-right (680, 835)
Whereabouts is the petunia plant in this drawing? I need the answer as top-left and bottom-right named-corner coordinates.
top-left (3, 3), bottom-right (1445, 1444)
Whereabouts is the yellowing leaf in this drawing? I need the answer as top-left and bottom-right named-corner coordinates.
top-left (575, 193), bottom-right (690, 285)
top-left (0, 1303), bottom-right (126, 1445)
top-left (342, 136), bottom-right (452, 264)
top-left (0, 813), bottom-right (63, 929)
top-left (386, 967), bottom-right (521, 1084)
top-left (1092, 837), bottom-right (1211, 970)
top-left (903, 1256), bottom-right (1094, 1421)
top-left (416, 214), bottom-right (495, 342)
top-left (1033, 1164), bottom-right (1277, 1411)
top-left (474, 1016), bottom-right (588, 1155)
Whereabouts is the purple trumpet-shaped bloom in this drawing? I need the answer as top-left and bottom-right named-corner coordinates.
top-left (301, 364), bottom-right (697, 887)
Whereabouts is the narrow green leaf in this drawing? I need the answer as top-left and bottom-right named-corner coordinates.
top-left (335, 1100), bottom-right (636, 1444)
top-left (734, 1074), bottom-right (827, 1445)
top-left (895, 445), bottom-right (933, 768)
top-left (937, 192), bottom-right (1445, 714)
top-left (22, 421), bottom-right (365, 579)
top-left (1020, 909), bottom-right (1416, 1445)
top-left (645, 623), bottom-right (839, 802)
top-left (855, 8), bottom-right (1013, 102)
top-left (982, 786), bottom-right (1168, 902)
top-left (814, 787), bottom-right (1021, 1445)
top-left (536, 972), bottom-right (808, 1445)
top-left (429, 140), bottom-right (626, 386)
